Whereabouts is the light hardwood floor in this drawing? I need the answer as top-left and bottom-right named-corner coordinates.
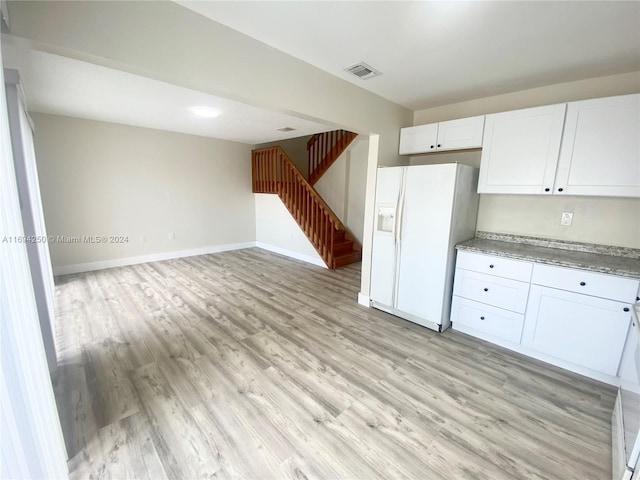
top-left (52, 248), bottom-right (616, 480)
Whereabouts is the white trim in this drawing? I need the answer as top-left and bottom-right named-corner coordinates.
top-left (358, 292), bottom-right (370, 307)
top-left (255, 242), bottom-right (327, 268)
top-left (52, 242), bottom-right (256, 275)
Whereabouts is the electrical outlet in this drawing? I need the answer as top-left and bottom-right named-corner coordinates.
top-left (561, 212), bottom-right (573, 226)
top-left (168, 232), bottom-right (175, 240)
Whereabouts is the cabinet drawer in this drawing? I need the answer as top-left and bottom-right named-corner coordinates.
top-left (453, 269), bottom-right (530, 313)
top-left (531, 264), bottom-right (639, 303)
top-left (451, 296), bottom-right (524, 343)
top-left (456, 251), bottom-right (533, 282)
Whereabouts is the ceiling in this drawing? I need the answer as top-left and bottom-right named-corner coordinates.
top-left (178, 1), bottom-right (640, 110)
top-left (1, 38), bottom-right (333, 145)
top-left (2, 1), bottom-right (638, 144)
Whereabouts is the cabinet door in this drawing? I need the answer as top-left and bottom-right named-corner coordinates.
top-left (554, 94), bottom-right (640, 197)
top-left (478, 104), bottom-right (566, 194)
top-left (522, 285), bottom-right (632, 376)
top-left (436, 116), bottom-right (485, 151)
top-left (399, 124), bottom-right (438, 155)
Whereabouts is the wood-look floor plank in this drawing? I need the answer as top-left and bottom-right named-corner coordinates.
top-left (130, 362), bottom-right (223, 479)
top-left (53, 247), bottom-right (616, 479)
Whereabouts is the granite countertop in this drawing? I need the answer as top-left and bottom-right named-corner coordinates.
top-left (456, 232), bottom-right (640, 280)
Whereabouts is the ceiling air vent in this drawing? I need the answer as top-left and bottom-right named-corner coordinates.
top-left (344, 62), bottom-right (382, 80)
top-left (277, 127), bottom-right (296, 132)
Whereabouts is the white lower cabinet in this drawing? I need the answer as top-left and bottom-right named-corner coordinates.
top-left (522, 285), bottom-right (632, 376)
top-left (451, 250), bottom-right (639, 383)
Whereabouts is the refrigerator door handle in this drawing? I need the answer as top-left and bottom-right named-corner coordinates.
top-left (397, 199), bottom-right (405, 242)
top-left (392, 169), bottom-right (407, 307)
top-left (393, 195), bottom-right (402, 244)
top-left (395, 170), bottom-right (406, 243)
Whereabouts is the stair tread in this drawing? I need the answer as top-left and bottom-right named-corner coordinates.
top-left (332, 250), bottom-right (362, 268)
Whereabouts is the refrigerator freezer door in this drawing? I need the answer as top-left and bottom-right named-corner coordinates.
top-left (395, 164), bottom-right (457, 326)
top-left (370, 167), bottom-right (404, 308)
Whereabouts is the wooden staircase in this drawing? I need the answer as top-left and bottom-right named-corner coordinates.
top-left (307, 130), bottom-right (358, 185)
top-left (252, 146), bottom-right (361, 269)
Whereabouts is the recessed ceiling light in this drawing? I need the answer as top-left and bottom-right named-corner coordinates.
top-left (190, 106), bottom-right (221, 118)
top-left (277, 127), bottom-right (296, 132)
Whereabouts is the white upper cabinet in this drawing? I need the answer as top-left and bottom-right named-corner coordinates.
top-left (478, 104), bottom-right (566, 194)
top-left (399, 123), bottom-right (438, 155)
top-left (554, 94), bottom-right (640, 198)
top-left (436, 116), bottom-right (485, 151)
top-left (399, 115), bottom-right (484, 155)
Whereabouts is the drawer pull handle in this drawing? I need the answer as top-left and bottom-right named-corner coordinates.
top-left (579, 281), bottom-right (586, 286)
top-left (483, 288), bottom-right (489, 292)
top-left (624, 307), bottom-right (630, 312)
top-left (489, 264), bottom-right (494, 268)
top-left (480, 316), bottom-right (485, 320)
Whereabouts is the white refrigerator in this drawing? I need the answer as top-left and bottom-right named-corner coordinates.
top-left (370, 163), bottom-right (479, 332)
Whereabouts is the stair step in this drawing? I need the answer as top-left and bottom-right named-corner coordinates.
top-left (333, 240), bottom-right (354, 256)
top-left (332, 230), bottom-right (346, 242)
top-left (332, 250), bottom-right (362, 268)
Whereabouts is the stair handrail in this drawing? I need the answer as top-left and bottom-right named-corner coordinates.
top-left (253, 146), bottom-right (346, 230)
top-left (252, 145), bottom-right (362, 267)
top-left (307, 130), bottom-right (357, 185)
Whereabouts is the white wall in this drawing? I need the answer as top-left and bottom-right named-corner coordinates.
top-left (477, 194), bottom-right (640, 248)
top-left (413, 72), bottom-right (640, 124)
top-left (314, 136), bottom-right (368, 244)
top-left (32, 113), bottom-right (256, 273)
top-left (411, 72), bottom-right (640, 249)
top-left (254, 193), bottom-right (325, 267)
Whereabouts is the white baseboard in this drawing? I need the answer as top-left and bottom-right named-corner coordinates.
top-left (452, 323), bottom-right (620, 386)
top-left (255, 242), bottom-right (327, 268)
top-left (358, 292), bottom-right (370, 307)
top-left (53, 242), bottom-right (257, 275)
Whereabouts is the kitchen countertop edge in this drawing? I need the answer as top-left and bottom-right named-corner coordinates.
top-left (456, 238), bottom-right (640, 280)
